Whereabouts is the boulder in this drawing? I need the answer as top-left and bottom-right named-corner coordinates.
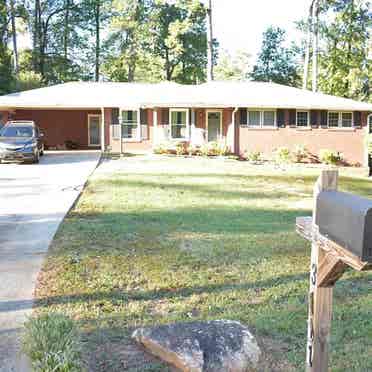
top-left (132, 320), bottom-right (261, 372)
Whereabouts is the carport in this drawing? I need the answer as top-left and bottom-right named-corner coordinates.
top-left (0, 83), bottom-right (111, 152)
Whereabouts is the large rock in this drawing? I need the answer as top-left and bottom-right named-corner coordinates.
top-left (132, 320), bottom-right (261, 372)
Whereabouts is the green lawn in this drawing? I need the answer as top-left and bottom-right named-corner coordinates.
top-left (35, 156), bottom-right (372, 371)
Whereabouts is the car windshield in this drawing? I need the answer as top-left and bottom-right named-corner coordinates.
top-left (0, 126), bottom-right (34, 138)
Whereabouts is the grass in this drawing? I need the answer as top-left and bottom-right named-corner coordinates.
top-left (23, 313), bottom-right (81, 372)
top-left (34, 156), bottom-right (372, 371)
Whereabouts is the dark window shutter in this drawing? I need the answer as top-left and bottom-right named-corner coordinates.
top-left (111, 108), bottom-right (119, 124)
top-left (239, 108), bottom-right (247, 125)
top-left (320, 110), bottom-right (328, 127)
top-left (289, 109), bottom-right (296, 126)
top-left (353, 111), bottom-right (362, 128)
top-left (310, 110), bottom-right (319, 127)
top-left (140, 109), bottom-right (147, 125)
top-left (161, 108), bottom-right (169, 124)
top-left (277, 109), bottom-right (285, 127)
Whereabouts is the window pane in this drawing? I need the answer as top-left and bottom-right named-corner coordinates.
top-left (341, 113), bottom-right (352, 127)
top-left (263, 111), bottom-right (275, 126)
top-left (171, 125), bottom-right (186, 138)
top-left (171, 111), bottom-right (187, 138)
top-left (122, 125), bottom-right (137, 139)
top-left (122, 110), bottom-right (137, 123)
top-left (297, 112), bottom-right (308, 127)
top-left (328, 112), bottom-right (339, 127)
top-left (171, 111), bottom-right (186, 125)
top-left (248, 111), bottom-right (260, 126)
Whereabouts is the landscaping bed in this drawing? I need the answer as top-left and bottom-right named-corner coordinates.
top-left (32, 156), bottom-right (372, 371)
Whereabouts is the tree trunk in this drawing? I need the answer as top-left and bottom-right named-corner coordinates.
top-left (312, 0), bottom-right (319, 92)
top-left (9, 0), bottom-right (19, 76)
top-left (95, 0), bottom-right (100, 82)
top-left (63, 0), bottom-right (71, 60)
top-left (206, 0), bottom-right (214, 81)
top-left (303, 0), bottom-right (314, 90)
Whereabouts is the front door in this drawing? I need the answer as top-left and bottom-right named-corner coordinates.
top-left (207, 111), bottom-right (222, 142)
top-left (88, 115), bottom-right (101, 146)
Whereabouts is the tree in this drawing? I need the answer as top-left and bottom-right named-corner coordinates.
top-left (0, 0), bottom-right (14, 94)
top-left (214, 49), bottom-right (251, 81)
top-left (250, 26), bottom-right (300, 86)
top-left (151, 0), bottom-right (208, 83)
top-left (27, 0), bottom-right (84, 83)
top-left (103, 0), bottom-right (154, 82)
top-left (318, 0), bottom-right (371, 101)
top-left (206, 0), bottom-right (213, 81)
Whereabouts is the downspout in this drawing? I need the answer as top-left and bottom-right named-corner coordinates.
top-left (232, 107), bottom-right (238, 155)
top-left (101, 107), bottom-right (105, 152)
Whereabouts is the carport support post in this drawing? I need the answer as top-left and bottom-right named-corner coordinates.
top-left (101, 107), bottom-right (105, 152)
top-left (306, 169), bottom-right (338, 372)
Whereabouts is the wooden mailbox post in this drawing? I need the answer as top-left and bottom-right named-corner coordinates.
top-left (296, 169), bottom-right (372, 372)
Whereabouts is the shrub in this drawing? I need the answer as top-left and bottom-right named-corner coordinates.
top-left (23, 313), bottom-right (81, 372)
top-left (292, 145), bottom-right (308, 163)
top-left (245, 150), bottom-right (262, 163)
top-left (319, 149), bottom-right (342, 165)
top-left (153, 143), bottom-right (169, 154)
top-left (274, 146), bottom-right (292, 164)
top-left (175, 141), bottom-right (187, 156)
top-left (188, 145), bottom-right (200, 156)
top-left (217, 142), bottom-right (231, 156)
top-left (199, 141), bottom-right (230, 157)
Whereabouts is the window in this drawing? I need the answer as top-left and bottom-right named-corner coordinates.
top-left (170, 109), bottom-right (188, 139)
top-left (341, 112), bottom-right (352, 127)
top-left (247, 110), bottom-right (276, 127)
top-left (296, 111), bottom-right (309, 127)
top-left (248, 111), bottom-right (260, 126)
top-left (121, 110), bottom-right (139, 139)
top-left (328, 112), bottom-right (339, 127)
top-left (263, 111), bottom-right (275, 126)
top-left (327, 112), bottom-right (353, 128)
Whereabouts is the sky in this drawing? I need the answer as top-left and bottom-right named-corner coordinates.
top-left (212, 0), bottom-right (309, 59)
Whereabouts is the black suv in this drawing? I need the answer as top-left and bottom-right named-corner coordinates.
top-left (0, 121), bottom-right (44, 163)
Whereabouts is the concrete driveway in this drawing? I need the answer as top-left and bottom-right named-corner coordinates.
top-left (0, 151), bottom-right (101, 371)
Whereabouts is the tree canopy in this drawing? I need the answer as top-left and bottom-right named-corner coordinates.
top-left (250, 26), bottom-right (300, 86)
top-left (0, 0), bottom-right (370, 104)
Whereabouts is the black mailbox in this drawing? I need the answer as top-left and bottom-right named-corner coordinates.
top-left (316, 191), bottom-right (372, 262)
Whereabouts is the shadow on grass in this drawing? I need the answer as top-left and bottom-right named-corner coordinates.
top-left (0, 271), bottom-right (308, 313)
top-left (66, 207), bottom-right (311, 236)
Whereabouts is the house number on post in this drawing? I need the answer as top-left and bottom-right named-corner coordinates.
top-left (296, 169), bottom-right (372, 372)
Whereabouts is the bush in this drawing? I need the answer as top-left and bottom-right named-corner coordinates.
top-left (245, 150), bottom-right (262, 163)
top-left (200, 141), bottom-right (230, 157)
top-left (274, 146), bottom-right (292, 164)
top-left (23, 313), bottom-right (81, 372)
top-left (175, 141), bottom-right (187, 156)
top-left (292, 145), bottom-right (309, 163)
top-left (153, 143), bottom-right (169, 154)
top-left (319, 149), bottom-right (342, 165)
top-left (217, 143), bottom-right (231, 156)
top-left (187, 144), bottom-right (200, 156)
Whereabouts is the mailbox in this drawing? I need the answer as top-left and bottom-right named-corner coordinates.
top-left (316, 191), bottom-right (372, 262)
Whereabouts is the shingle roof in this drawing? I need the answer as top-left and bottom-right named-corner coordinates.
top-left (0, 81), bottom-right (371, 111)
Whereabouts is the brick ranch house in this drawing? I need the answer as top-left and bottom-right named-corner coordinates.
top-left (0, 81), bottom-right (371, 165)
